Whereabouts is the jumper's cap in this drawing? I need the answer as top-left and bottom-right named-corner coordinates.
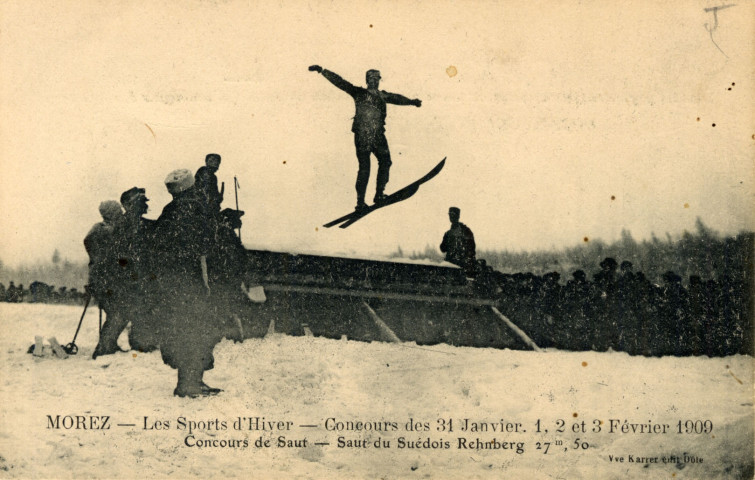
top-left (164, 169), bottom-right (195, 194)
top-left (98, 200), bottom-right (122, 220)
top-left (205, 153), bottom-right (221, 163)
top-left (120, 187), bottom-right (147, 206)
top-left (366, 69), bottom-right (381, 80)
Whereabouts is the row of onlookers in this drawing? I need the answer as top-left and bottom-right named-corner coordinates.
top-left (0, 281), bottom-right (87, 305)
top-left (491, 257), bottom-right (753, 357)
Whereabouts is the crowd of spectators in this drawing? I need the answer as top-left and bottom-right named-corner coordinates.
top-left (0, 281), bottom-right (87, 305)
top-left (489, 257), bottom-right (753, 357)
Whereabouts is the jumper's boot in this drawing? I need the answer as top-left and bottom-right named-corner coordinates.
top-left (374, 157), bottom-right (391, 204)
top-left (373, 192), bottom-right (388, 204)
top-left (355, 196), bottom-right (368, 213)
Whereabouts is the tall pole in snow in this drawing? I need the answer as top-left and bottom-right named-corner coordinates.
top-left (234, 176), bottom-right (241, 241)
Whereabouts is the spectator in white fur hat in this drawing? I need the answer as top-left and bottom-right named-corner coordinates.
top-left (151, 168), bottom-right (227, 397)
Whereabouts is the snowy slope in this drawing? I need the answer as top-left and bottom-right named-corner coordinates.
top-left (0, 303), bottom-right (752, 479)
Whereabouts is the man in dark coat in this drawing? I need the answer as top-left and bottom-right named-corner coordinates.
top-left (205, 208), bottom-right (267, 342)
top-left (309, 65), bottom-right (422, 210)
top-left (116, 187), bottom-right (158, 353)
top-left (440, 207), bottom-right (477, 275)
top-left (152, 169), bottom-right (228, 398)
top-left (92, 189), bottom-right (158, 358)
top-left (6, 281), bottom-right (18, 302)
top-left (592, 257), bottom-right (618, 294)
top-left (86, 200), bottom-right (124, 358)
top-left (84, 200), bottom-right (123, 300)
top-left (194, 153), bottom-right (224, 213)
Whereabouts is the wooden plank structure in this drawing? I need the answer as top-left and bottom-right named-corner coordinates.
top-left (244, 250), bottom-right (540, 351)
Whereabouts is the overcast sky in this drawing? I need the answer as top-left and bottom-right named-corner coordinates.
top-left (1, 0), bottom-right (753, 267)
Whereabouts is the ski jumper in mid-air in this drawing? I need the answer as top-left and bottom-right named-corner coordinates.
top-left (309, 65), bottom-right (422, 211)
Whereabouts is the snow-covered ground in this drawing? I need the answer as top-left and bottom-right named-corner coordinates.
top-left (0, 303), bottom-right (752, 479)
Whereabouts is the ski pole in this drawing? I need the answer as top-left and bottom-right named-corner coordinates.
top-left (234, 176), bottom-right (242, 241)
top-left (64, 291), bottom-right (91, 355)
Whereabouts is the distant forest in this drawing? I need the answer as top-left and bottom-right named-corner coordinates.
top-left (0, 249), bottom-right (88, 291)
top-left (393, 218), bottom-right (753, 285)
top-left (1, 219), bottom-right (752, 290)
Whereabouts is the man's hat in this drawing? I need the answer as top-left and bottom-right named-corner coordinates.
top-left (164, 169), bottom-right (195, 194)
top-left (449, 206), bottom-right (460, 214)
top-left (662, 271), bottom-right (682, 283)
top-left (120, 187), bottom-right (147, 206)
top-left (544, 271), bottom-right (561, 282)
top-left (205, 153), bottom-right (221, 163)
top-left (220, 208), bottom-right (244, 228)
top-left (366, 69), bottom-right (381, 80)
top-left (220, 208), bottom-right (244, 219)
top-left (98, 200), bottom-right (122, 220)
top-left (599, 257), bottom-right (618, 269)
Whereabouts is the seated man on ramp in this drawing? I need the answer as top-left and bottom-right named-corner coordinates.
top-left (440, 207), bottom-right (477, 276)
